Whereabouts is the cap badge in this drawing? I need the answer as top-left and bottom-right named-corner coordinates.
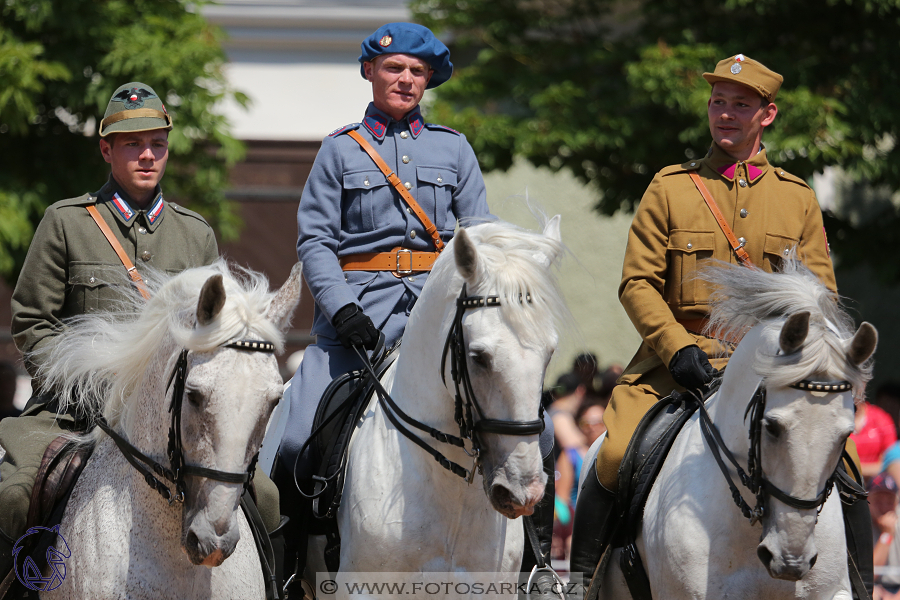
top-left (734, 54), bottom-right (745, 62)
top-left (113, 87), bottom-right (158, 110)
top-left (731, 63), bottom-right (742, 75)
top-left (379, 35), bottom-right (392, 48)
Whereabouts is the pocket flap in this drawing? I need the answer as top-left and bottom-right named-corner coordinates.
top-left (342, 171), bottom-right (388, 190)
top-left (68, 263), bottom-right (119, 289)
top-left (416, 166), bottom-right (457, 187)
top-left (668, 230), bottom-right (715, 253)
top-left (764, 233), bottom-right (799, 257)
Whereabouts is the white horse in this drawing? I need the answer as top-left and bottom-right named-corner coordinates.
top-left (320, 219), bottom-right (569, 588)
top-left (595, 258), bottom-right (877, 600)
top-left (35, 261), bottom-right (301, 600)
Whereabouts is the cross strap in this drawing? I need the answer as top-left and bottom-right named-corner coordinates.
top-left (86, 204), bottom-right (151, 299)
top-left (689, 171), bottom-right (754, 267)
top-left (347, 129), bottom-right (445, 252)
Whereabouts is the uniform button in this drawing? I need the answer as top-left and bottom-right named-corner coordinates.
top-left (364, 177), bottom-right (370, 187)
top-left (89, 276), bottom-right (96, 284)
top-left (408, 276), bottom-right (416, 282)
top-left (410, 230), bottom-right (417, 239)
top-left (784, 248), bottom-right (790, 255)
top-left (740, 208), bottom-right (748, 218)
top-left (690, 162), bottom-right (696, 167)
top-left (739, 179), bottom-right (747, 187)
top-left (141, 251), bottom-right (152, 262)
top-left (437, 176), bottom-right (443, 183)
top-left (138, 227), bottom-right (148, 235)
top-left (400, 132), bottom-right (409, 139)
top-left (738, 237), bottom-right (746, 247)
top-left (686, 242), bottom-right (693, 250)
top-left (404, 181), bottom-right (412, 190)
top-left (402, 155), bottom-right (410, 164)
top-left (406, 207), bottom-right (412, 214)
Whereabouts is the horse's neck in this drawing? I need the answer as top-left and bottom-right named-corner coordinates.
top-left (390, 280), bottom-right (457, 430)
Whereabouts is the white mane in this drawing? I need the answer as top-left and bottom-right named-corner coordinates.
top-left (433, 220), bottom-right (571, 348)
top-left (33, 260), bottom-right (285, 427)
top-left (702, 256), bottom-right (872, 392)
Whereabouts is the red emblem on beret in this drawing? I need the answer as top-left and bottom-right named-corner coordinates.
top-left (379, 35), bottom-right (392, 47)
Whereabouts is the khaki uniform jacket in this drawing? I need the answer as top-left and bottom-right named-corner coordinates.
top-left (619, 144), bottom-right (836, 381)
top-left (12, 176), bottom-right (218, 379)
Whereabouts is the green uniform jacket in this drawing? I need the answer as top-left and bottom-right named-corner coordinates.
top-left (619, 143), bottom-right (837, 379)
top-left (11, 176), bottom-right (219, 380)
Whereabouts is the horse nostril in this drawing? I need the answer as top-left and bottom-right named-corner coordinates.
top-left (809, 553), bottom-right (818, 570)
top-left (757, 545), bottom-right (773, 568)
top-left (492, 485), bottom-right (512, 507)
top-left (185, 530), bottom-right (200, 552)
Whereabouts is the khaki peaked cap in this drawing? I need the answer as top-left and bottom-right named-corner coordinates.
top-left (99, 81), bottom-right (172, 137)
top-left (703, 54), bottom-right (783, 102)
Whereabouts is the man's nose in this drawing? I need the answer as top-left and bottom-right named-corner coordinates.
top-left (139, 146), bottom-right (154, 160)
top-left (398, 68), bottom-right (413, 84)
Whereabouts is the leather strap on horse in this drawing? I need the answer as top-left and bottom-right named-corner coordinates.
top-left (688, 171), bottom-right (754, 267)
top-left (339, 247), bottom-right (439, 276)
top-left (86, 204), bottom-right (151, 300)
top-left (347, 129), bottom-right (445, 252)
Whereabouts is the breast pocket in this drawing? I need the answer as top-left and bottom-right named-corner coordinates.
top-left (415, 166), bottom-right (457, 231)
top-left (66, 262), bottom-right (126, 314)
top-left (763, 233), bottom-right (799, 273)
top-left (666, 230), bottom-right (716, 306)
top-left (342, 170), bottom-right (389, 233)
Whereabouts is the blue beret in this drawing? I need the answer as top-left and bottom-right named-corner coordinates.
top-left (358, 23), bottom-right (453, 90)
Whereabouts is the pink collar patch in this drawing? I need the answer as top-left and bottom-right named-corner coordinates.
top-left (747, 164), bottom-right (762, 181)
top-left (717, 163), bottom-right (737, 180)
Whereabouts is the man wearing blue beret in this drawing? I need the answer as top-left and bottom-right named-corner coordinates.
top-left (275, 22), bottom-right (558, 598)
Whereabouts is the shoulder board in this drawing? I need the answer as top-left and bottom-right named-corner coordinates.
top-left (424, 123), bottom-right (460, 135)
top-left (772, 167), bottom-right (812, 189)
top-left (328, 123), bottom-right (361, 137)
top-left (169, 202), bottom-right (212, 226)
top-left (52, 193), bottom-right (96, 209)
top-left (659, 161), bottom-right (700, 177)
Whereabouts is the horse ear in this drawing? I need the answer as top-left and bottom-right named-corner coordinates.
top-left (543, 215), bottom-right (562, 242)
top-left (847, 321), bottom-right (878, 366)
top-left (779, 311), bottom-right (810, 354)
top-left (454, 228), bottom-right (479, 282)
top-left (266, 262), bottom-right (303, 332)
top-left (197, 274), bottom-right (226, 326)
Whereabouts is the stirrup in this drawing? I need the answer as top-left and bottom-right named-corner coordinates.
top-left (526, 564), bottom-right (566, 600)
top-left (284, 574), bottom-right (316, 600)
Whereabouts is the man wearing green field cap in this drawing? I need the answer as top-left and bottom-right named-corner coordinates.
top-left (0, 82), bottom-right (219, 583)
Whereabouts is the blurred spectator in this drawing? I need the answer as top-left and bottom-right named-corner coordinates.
top-left (548, 372), bottom-right (588, 453)
top-left (875, 382), bottom-right (900, 438)
top-left (596, 364), bottom-right (624, 406)
top-left (851, 399), bottom-right (897, 481)
top-left (0, 362), bottom-right (20, 421)
top-left (870, 473), bottom-right (900, 599)
top-left (572, 353), bottom-right (599, 392)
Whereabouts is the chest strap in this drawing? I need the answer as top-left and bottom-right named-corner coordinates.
top-left (689, 171), bottom-right (754, 267)
top-left (339, 247), bottom-right (438, 277)
top-left (346, 129), bottom-right (445, 253)
top-left (86, 204), bottom-right (150, 300)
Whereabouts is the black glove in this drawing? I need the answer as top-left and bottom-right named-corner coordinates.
top-left (668, 345), bottom-right (717, 390)
top-left (332, 303), bottom-right (379, 351)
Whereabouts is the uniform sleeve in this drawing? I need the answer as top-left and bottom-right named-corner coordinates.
top-left (452, 134), bottom-right (492, 223)
top-left (200, 226), bottom-right (219, 266)
top-left (619, 174), bottom-right (697, 367)
top-left (296, 137), bottom-right (359, 323)
top-left (11, 208), bottom-right (69, 376)
top-left (798, 187), bottom-right (837, 293)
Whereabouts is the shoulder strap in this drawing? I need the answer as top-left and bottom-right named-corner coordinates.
top-left (85, 204), bottom-right (151, 300)
top-left (688, 171), bottom-right (754, 267)
top-left (346, 129), bottom-right (444, 253)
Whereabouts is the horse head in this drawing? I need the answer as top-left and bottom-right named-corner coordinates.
top-left (179, 264), bottom-right (302, 566)
top-left (448, 217), bottom-right (566, 519)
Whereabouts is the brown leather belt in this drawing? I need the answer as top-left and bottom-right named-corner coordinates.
top-left (339, 247), bottom-right (439, 277)
top-left (676, 317), bottom-right (744, 346)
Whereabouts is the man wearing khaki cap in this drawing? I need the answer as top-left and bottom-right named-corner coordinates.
top-left (0, 82), bottom-right (219, 581)
top-left (570, 56), bottom-right (872, 597)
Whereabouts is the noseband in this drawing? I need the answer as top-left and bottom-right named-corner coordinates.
top-left (354, 284), bottom-right (545, 484)
top-left (97, 339), bottom-right (276, 504)
top-left (696, 377), bottom-right (853, 524)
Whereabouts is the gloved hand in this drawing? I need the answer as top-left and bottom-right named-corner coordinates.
top-left (668, 345), bottom-right (717, 390)
top-left (332, 303), bottom-right (379, 351)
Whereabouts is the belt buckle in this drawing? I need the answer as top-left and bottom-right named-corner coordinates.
top-left (394, 248), bottom-right (413, 278)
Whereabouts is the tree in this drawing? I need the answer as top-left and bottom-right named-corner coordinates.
top-left (0, 0), bottom-right (247, 283)
top-left (411, 0), bottom-right (900, 281)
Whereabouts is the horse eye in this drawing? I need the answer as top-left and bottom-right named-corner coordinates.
top-left (186, 390), bottom-right (203, 408)
top-left (469, 349), bottom-right (491, 370)
top-left (764, 418), bottom-right (782, 439)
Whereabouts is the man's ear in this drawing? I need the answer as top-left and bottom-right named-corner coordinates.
top-left (99, 137), bottom-right (113, 164)
top-left (425, 69), bottom-right (434, 87)
top-left (363, 60), bottom-right (375, 82)
top-left (761, 102), bottom-right (778, 127)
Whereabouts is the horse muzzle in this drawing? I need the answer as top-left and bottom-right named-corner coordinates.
top-left (183, 513), bottom-right (241, 567)
top-left (487, 478), bottom-right (545, 519)
top-left (756, 541), bottom-right (817, 581)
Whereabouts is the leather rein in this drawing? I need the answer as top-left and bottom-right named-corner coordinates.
top-left (353, 284), bottom-right (545, 484)
top-left (97, 339), bottom-right (276, 504)
top-left (693, 377), bottom-right (855, 525)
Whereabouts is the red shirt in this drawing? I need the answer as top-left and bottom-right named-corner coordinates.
top-left (851, 402), bottom-right (898, 464)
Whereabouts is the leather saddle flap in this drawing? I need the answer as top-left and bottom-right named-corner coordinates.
top-left (27, 435), bottom-right (94, 531)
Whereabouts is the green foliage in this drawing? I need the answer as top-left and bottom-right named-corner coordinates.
top-left (0, 0), bottom-right (246, 284)
top-left (413, 0), bottom-right (900, 280)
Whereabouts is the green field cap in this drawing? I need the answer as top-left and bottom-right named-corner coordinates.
top-left (99, 82), bottom-right (172, 137)
top-left (702, 54), bottom-right (783, 102)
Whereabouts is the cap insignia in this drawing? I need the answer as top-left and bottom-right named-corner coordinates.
top-left (731, 63), bottom-right (742, 75)
top-left (734, 54), bottom-right (745, 62)
top-left (112, 87), bottom-right (158, 110)
top-left (379, 35), bottom-right (392, 48)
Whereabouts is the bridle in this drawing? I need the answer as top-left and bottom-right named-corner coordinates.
top-left (695, 377), bottom-right (854, 525)
top-left (97, 339), bottom-right (276, 504)
top-left (353, 284), bottom-right (546, 483)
